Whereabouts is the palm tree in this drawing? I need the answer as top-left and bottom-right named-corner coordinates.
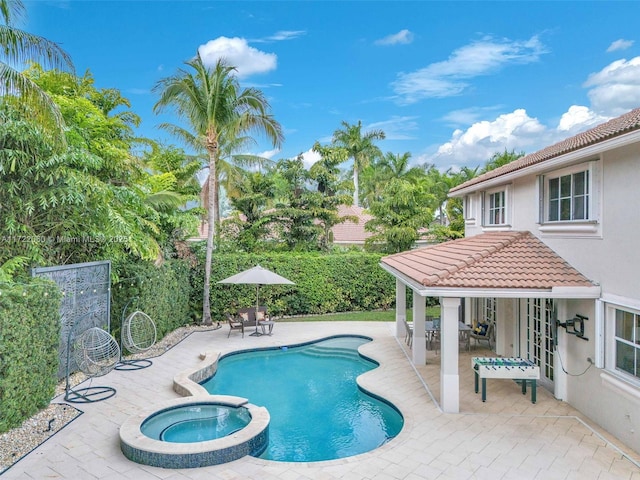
top-left (331, 120), bottom-right (385, 207)
top-left (379, 151), bottom-right (423, 181)
top-left (480, 148), bottom-right (524, 174)
top-left (0, 0), bottom-right (73, 145)
top-left (200, 133), bottom-right (275, 220)
top-left (153, 54), bottom-right (283, 325)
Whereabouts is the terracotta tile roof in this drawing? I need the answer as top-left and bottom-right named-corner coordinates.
top-left (191, 205), bottom-right (375, 244)
top-left (381, 231), bottom-right (594, 289)
top-left (450, 107), bottom-right (640, 193)
top-left (332, 205), bottom-right (374, 244)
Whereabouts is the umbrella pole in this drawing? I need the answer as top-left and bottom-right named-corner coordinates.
top-left (250, 284), bottom-right (261, 336)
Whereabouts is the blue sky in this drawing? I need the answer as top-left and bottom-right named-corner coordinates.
top-left (26, 1), bottom-right (640, 171)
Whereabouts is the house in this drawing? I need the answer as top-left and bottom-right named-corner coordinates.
top-left (330, 204), bottom-right (374, 246)
top-left (190, 205), bottom-right (376, 246)
top-left (380, 106), bottom-right (640, 455)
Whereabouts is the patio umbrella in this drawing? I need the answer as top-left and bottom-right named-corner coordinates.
top-left (217, 265), bottom-right (294, 336)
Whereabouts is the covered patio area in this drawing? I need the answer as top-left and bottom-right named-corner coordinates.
top-left (381, 231), bottom-right (601, 414)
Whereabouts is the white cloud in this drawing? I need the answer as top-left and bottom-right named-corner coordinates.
top-left (253, 30), bottom-right (306, 42)
top-left (391, 35), bottom-right (547, 104)
top-left (365, 116), bottom-right (419, 140)
top-left (607, 39), bottom-right (634, 53)
top-left (298, 148), bottom-right (322, 169)
top-left (583, 56), bottom-right (640, 116)
top-left (258, 148), bottom-right (280, 160)
top-left (423, 55), bottom-right (640, 171)
top-left (428, 109), bottom-right (548, 169)
top-left (557, 105), bottom-right (609, 132)
top-left (198, 37), bottom-right (277, 78)
top-left (375, 29), bottom-right (414, 46)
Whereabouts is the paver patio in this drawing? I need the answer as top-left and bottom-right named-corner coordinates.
top-left (3, 321), bottom-right (639, 479)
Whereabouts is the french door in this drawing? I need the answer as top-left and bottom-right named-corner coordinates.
top-left (526, 298), bottom-right (555, 390)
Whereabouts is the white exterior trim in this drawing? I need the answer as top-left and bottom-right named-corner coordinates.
top-left (378, 263), bottom-right (600, 299)
top-left (449, 129), bottom-right (640, 197)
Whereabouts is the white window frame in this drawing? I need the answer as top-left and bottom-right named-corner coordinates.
top-left (538, 160), bottom-right (601, 236)
top-left (546, 167), bottom-right (589, 222)
top-left (605, 302), bottom-right (640, 387)
top-left (481, 185), bottom-right (511, 228)
top-left (464, 194), bottom-right (477, 225)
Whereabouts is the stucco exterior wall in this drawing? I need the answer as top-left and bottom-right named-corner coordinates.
top-left (461, 141), bottom-right (640, 455)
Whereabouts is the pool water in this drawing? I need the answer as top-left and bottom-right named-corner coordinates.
top-left (141, 403), bottom-right (251, 443)
top-left (200, 336), bottom-right (403, 462)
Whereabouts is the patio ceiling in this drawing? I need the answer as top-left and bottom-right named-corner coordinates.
top-left (380, 231), bottom-right (600, 299)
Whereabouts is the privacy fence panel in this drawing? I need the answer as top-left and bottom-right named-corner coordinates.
top-left (32, 260), bottom-right (111, 379)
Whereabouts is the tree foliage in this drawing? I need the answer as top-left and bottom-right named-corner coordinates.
top-left (331, 120), bottom-right (385, 207)
top-left (0, 0), bottom-right (73, 146)
top-left (365, 179), bottom-right (434, 253)
top-left (153, 54), bottom-right (283, 324)
top-left (481, 148), bottom-right (525, 173)
top-left (0, 68), bottom-right (201, 269)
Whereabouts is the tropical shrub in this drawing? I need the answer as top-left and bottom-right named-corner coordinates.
top-left (0, 279), bottom-right (61, 433)
top-left (110, 259), bottom-right (194, 346)
top-left (187, 248), bottom-right (396, 321)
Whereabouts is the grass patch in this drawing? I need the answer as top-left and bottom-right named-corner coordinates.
top-left (279, 311), bottom-right (394, 322)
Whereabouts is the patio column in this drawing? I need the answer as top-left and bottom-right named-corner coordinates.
top-left (412, 291), bottom-right (426, 364)
top-left (395, 279), bottom-right (406, 338)
top-left (441, 297), bottom-right (460, 413)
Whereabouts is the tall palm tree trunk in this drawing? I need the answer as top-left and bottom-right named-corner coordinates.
top-left (202, 142), bottom-right (218, 325)
top-left (353, 167), bottom-right (360, 207)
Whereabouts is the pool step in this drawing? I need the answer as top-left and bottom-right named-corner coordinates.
top-left (298, 346), bottom-right (364, 361)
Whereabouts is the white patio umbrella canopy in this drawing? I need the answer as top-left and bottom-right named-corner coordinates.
top-left (217, 265), bottom-right (294, 336)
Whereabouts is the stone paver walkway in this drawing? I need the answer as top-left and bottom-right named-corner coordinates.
top-left (3, 321), bottom-right (639, 479)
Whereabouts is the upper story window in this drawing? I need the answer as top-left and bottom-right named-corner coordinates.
top-left (488, 191), bottom-right (505, 225)
top-left (538, 160), bottom-right (601, 236)
top-left (482, 186), bottom-right (510, 227)
top-left (547, 169), bottom-right (589, 222)
top-left (541, 161), bottom-right (599, 224)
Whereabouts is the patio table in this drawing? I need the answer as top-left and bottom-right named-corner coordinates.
top-left (425, 320), bottom-right (471, 351)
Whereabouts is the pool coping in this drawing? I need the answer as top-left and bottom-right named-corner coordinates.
top-left (119, 395), bottom-right (270, 468)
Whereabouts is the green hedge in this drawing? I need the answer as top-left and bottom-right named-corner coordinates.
top-left (189, 251), bottom-right (396, 322)
top-left (110, 259), bottom-right (193, 350)
top-left (0, 279), bottom-right (61, 433)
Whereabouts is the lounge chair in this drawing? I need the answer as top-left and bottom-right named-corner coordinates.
top-left (226, 313), bottom-right (244, 338)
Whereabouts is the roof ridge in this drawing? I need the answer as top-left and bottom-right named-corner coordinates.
top-left (450, 106), bottom-right (640, 193)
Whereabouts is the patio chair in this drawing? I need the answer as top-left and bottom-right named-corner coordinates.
top-left (403, 318), bottom-right (413, 347)
top-left (426, 317), bottom-right (440, 353)
top-left (470, 321), bottom-right (494, 349)
top-left (226, 313), bottom-right (245, 338)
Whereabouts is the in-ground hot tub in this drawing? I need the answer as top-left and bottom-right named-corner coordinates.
top-left (120, 395), bottom-right (269, 468)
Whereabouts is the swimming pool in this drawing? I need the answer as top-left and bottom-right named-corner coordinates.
top-left (200, 335), bottom-right (404, 462)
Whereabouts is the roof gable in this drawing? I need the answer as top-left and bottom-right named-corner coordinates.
top-left (381, 231), bottom-right (594, 289)
top-left (450, 107), bottom-right (640, 193)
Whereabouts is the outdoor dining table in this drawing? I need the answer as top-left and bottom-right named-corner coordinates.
top-left (425, 319), bottom-right (472, 351)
